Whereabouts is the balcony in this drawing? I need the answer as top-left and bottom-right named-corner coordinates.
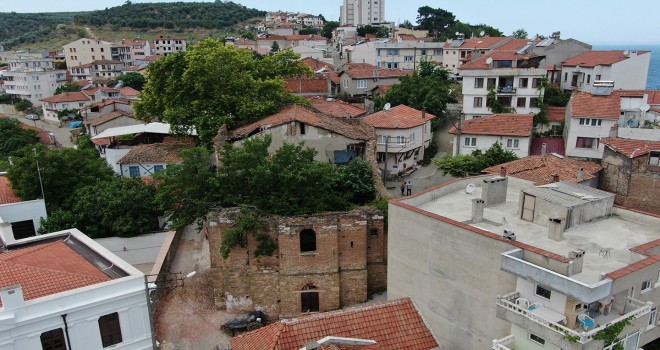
top-left (496, 291), bottom-right (652, 347)
top-left (496, 86), bottom-right (517, 94)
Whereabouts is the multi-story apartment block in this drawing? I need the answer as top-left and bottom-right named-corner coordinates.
top-left (0, 50), bottom-right (49, 63)
top-left (388, 173), bottom-right (660, 350)
top-left (91, 60), bottom-right (124, 79)
top-left (460, 50), bottom-right (547, 120)
top-left (375, 41), bottom-right (444, 70)
top-left (111, 44), bottom-right (133, 67)
top-left (70, 63), bottom-right (93, 82)
top-left (120, 38), bottom-right (151, 63)
top-left (63, 38), bottom-right (114, 68)
top-left (152, 36), bottom-right (187, 56)
top-left (3, 57), bottom-right (66, 105)
top-left (560, 50), bottom-right (651, 92)
top-left (340, 0), bottom-right (385, 26)
top-left (442, 36), bottom-right (510, 74)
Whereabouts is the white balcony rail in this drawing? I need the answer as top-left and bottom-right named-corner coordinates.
top-left (497, 291), bottom-right (653, 344)
top-left (492, 334), bottom-right (514, 350)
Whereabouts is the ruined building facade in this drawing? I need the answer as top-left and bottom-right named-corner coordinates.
top-left (206, 207), bottom-right (387, 319)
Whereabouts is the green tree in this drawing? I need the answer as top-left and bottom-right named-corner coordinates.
top-left (134, 38), bottom-right (310, 146)
top-left (434, 142), bottom-right (518, 177)
top-left (321, 21), bottom-right (340, 39)
top-left (13, 99), bottom-right (32, 112)
top-left (487, 88), bottom-right (516, 113)
top-left (54, 82), bottom-right (81, 95)
top-left (375, 60), bottom-right (456, 130)
top-left (6, 145), bottom-right (114, 210)
top-left (112, 72), bottom-right (146, 91)
top-left (39, 177), bottom-right (159, 238)
top-left (334, 158), bottom-right (375, 205)
top-left (416, 6), bottom-right (456, 37)
top-left (0, 118), bottom-right (39, 160)
top-left (270, 41), bottom-right (280, 53)
top-left (400, 20), bottom-right (414, 29)
top-left (511, 28), bottom-right (528, 39)
top-left (241, 31), bottom-right (256, 40)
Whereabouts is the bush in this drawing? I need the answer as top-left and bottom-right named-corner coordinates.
top-left (13, 99), bottom-right (33, 112)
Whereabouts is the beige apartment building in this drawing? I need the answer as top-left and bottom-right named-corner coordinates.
top-left (152, 36), bottom-right (187, 56)
top-left (63, 38), bottom-right (114, 68)
top-left (340, 0), bottom-right (385, 26)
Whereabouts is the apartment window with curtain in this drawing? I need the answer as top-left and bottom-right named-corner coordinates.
top-left (519, 78), bottom-right (528, 88)
top-left (473, 97), bottom-right (483, 108)
top-left (576, 137), bottom-right (599, 149)
top-left (98, 312), bottom-right (122, 347)
top-left (474, 78), bottom-right (484, 88)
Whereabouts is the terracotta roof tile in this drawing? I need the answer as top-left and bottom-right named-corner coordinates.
top-left (91, 137), bottom-right (111, 146)
top-left (562, 50), bottom-right (649, 67)
top-left (230, 105), bottom-right (373, 141)
top-left (91, 59), bottom-right (122, 65)
top-left (306, 96), bottom-right (366, 118)
top-left (118, 86), bottom-right (140, 95)
top-left (483, 154), bottom-right (602, 185)
top-left (231, 298), bottom-right (438, 350)
top-left (601, 138), bottom-right (660, 158)
top-left (570, 91), bottom-right (621, 119)
top-left (117, 143), bottom-right (188, 164)
top-left (613, 90), bottom-right (660, 105)
top-left (285, 35), bottom-right (326, 41)
top-left (0, 240), bottom-right (111, 306)
top-left (340, 63), bottom-right (408, 79)
top-left (39, 91), bottom-right (91, 103)
top-left (606, 256), bottom-right (660, 279)
top-left (361, 105), bottom-right (436, 129)
top-left (88, 110), bottom-right (135, 127)
top-left (547, 107), bottom-right (566, 122)
top-left (300, 57), bottom-right (334, 71)
top-left (0, 176), bottom-right (21, 205)
top-left (444, 36), bottom-right (508, 49)
top-left (80, 99), bottom-right (131, 112)
top-left (492, 38), bottom-right (531, 51)
top-left (450, 114), bottom-right (534, 137)
top-left (459, 50), bottom-right (542, 70)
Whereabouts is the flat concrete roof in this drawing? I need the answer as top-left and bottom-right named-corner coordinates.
top-left (410, 176), bottom-right (660, 284)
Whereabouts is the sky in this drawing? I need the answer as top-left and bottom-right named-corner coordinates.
top-left (6, 0), bottom-right (660, 45)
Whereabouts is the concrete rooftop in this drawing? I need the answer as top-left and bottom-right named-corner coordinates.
top-left (414, 176), bottom-right (660, 284)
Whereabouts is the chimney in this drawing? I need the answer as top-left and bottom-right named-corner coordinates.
top-left (609, 123), bottom-right (618, 138)
top-left (548, 217), bottom-right (565, 241)
top-left (541, 142), bottom-right (547, 156)
top-left (0, 285), bottom-right (25, 310)
top-left (577, 167), bottom-right (584, 182)
top-left (481, 176), bottom-right (508, 207)
top-left (500, 166), bottom-right (507, 177)
top-left (568, 249), bottom-right (585, 276)
top-left (471, 199), bottom-right (485, 223)
top-left (421, 108), bottom-right (426, 119)
top-left (550, 174), bottom-right (560, 183)
top-left (0, 217), bottom-right (16, 246)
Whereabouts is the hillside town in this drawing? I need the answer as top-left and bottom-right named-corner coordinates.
top-left (0, 1), bottom-right (659, 350)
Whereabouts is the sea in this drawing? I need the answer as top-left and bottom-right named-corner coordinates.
top-left (593, 44), bottom-right (660, 90)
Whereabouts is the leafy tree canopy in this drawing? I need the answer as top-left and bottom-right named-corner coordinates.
top-left (512, 28), bottom-right (528, 39)
top-left (400, 20), bottom-right (414, 29)
top-left (112, 72), bottom-right (146, 91)
top-left (322, 21), bottom-right (340, 39)
top-left (39, 177), bottom-right (159, 238)
top-left (357, 25), bottom-right (390, 38)
top-left (0, 118), bottom-right (39, 160)
top-left (54, 82), bottom-right (81, 95)
top-left (411, 6), bottom-right (502, 41)
top-left (6, 145), bottom-right (114, 210)
top-left (434, 142), bottom-right (518, 177)
top-left (134, 38), bottom-right (311, 146)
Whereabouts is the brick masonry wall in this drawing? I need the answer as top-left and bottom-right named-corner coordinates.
top-left (601, 149), bottom-right (660, 215)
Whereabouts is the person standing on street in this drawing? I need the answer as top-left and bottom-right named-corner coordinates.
top-left (406, 181), bottom-right (413, 196)
top-left (400, 182), bottom-right (406, 196)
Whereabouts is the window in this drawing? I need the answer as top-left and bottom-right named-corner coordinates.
top-left (301, 284), bottom-right (319, 312)
top-left (587, 74), bottom-right (591, 84)
top-left (434, 49), bottom-right (443, 56)
top-left (519, 78), bottom-right (528, 88)
top-left (506, 139), bottom-right (520, 149)
top-left (356, 80), bottom-right (367, 89)
top-left (421, 49), bottom-right (427, 56)
top-left (579, 118), bottom-right (602, 126)
top-left (535, 285), bottom-right (552, 299)
top-left (529, 333), bottom-right (546, 345)
top-left (486, 78), bottom-right (496, 89)
top-left (650, 307), bottom-right (657, 328)
top-left (595, 74), bottom-right (601, 80)
top-left (10, 220), bottom-right (36, 240)
top-left (648, 151), bottom-right (660, 166)
top-left (464, 137), bottom-right (477, 147)
top-left (386, 62), bottom-right (399, 69)
top-left (300, 229), bottom-right (316, 252)
top-left (300, 123), bottom-right (306, 134)
top-left (377, 152), bottom-right (386, 162)
top-left (128, 166), bottom-right (140, 177)
top-left (530, 97), bottom-right (539, 108)
top-left (343, 79), bottom-right (348, 88)
top-left (564, 72), bottom-right (568, 82)
top-left (516, 97), bottom-right (526, 108)
top-left (531, 78), bottom-right (541, 88)
top-left (473, 97), bottom-right (483, 108)
top-left (98, 312), bottom-right (122, 347)
top-left (386, 49), bottom-right (399, 56)
top-left (576, 137), bottom-right (599, 149)
top-left (153, 165), bottom-right (164, 174)
top-left (474, 78), bottom-right (484, 88)
top-left (642, 280), bottom-right (652, 292)
top-left (404, 56), bottom-right (413, 62)
top-left (369, 228), bottom-right (379, 238)
top-left (41, 328), bottom-right (67, 350)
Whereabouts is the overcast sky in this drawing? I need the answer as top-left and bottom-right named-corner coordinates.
top-left (7, 0), bottom-right (660, 45)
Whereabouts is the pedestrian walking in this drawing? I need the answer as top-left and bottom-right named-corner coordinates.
top-left (400, 182), bottom-right (406, 196)
top-left (406, 181), bottom-right (412, 196)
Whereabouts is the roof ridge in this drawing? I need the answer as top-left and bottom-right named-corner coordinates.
top-left (281, 298), bottom-right (410, 325)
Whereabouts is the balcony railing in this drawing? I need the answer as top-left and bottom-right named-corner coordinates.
top-left (496, 87), bottom-right (517, 94)
top-left (492, 334), bottom-right (514, 350)
top-left (497, 291), bottom-right (652, 344)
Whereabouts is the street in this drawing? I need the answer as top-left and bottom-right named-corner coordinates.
top-left (12, 112), bottom-right (75, 148)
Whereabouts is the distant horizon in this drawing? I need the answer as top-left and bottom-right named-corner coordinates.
top-left (3, 0), bottom-right (660, 45)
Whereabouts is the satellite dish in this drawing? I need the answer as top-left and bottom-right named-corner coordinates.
top-left (384, 103), bottom-right (391, 110)
top-left (640, 104), bottom-right (650, 112)
top-left (479, 31), bottom-right (485, 37)
top-left (486, 57), bottom-right (493, 64)
top-left (465, 183), bottom-right (475, 194)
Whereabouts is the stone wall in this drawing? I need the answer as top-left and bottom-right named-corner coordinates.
top-left (206, 207), bottom-right (386, 320)
top-left (601, 148), bottom-right (660, 215)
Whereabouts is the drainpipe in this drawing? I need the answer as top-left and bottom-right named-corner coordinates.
top-left (62, 314), bottom-right (73, 349)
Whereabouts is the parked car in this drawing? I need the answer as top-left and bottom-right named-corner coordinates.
top-left (25, 114), bottom-right (39, 120)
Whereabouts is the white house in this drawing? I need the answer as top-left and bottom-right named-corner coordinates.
top-left (0, 173), bottom-right (47, 240)
top-left (116, 143), bottom-right (187, 178)
top-left (39, 90), bottom-right (94, 123)
top-left (442, 36), bottom-right (511, 74)
top-left (560, 50), bottom-right (651, 92)
top-left (564, 91), bottom-right (622, 159)
top-left (3, 57), bottom-right (67, 105)
top-left (449, 113), bottom-right (534, 158)
top-left (360, 105), bottom-right (435, 177)
top-left (460, 49), bottom-right (547, 120)
top-left (0, 227), bottom-right (155, 350)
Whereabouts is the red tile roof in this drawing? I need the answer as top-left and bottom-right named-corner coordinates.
top-left (601, 138), bottom-right (660, 158)
top-left (0, 176), bottom-right (21, 205)
top-left (530, 137), bottom-right (565, 156)
top-left (562, 50), bottom-right (650, 67)
top-left (39, 91), bottom-right (91, 103)
top-left (305, 96), bottom-right (367, 118)
top-left (91, 137), bottom-right (111, 146)
top-left (492, 38), bottom-right (531, 51)
top-left (230, 298), bottom-right (439, 350)
top-left (547, 106), bottom-right (566, 122)
top-left (119, 87), bottom-right (140, 96)
top-left (0, 240), bottom-right (111, 306)
top-left (361, 105), bottom-right (436, 129)
top-left (570, 92), bottom-right (620, 119)
top-left (230, 105), bottom-right (373, 141)
top-left (80, 99), bottom-right (131, 112)
top-left (459, 50), bottom-right (542, 70)
top-left (91, 59), bottom-right (122, 65)
top-left (285, 35), bottom-right (326, 41)
top-left (483, 154), bottom-right (602, 185)
top-left (444, 36), bottom-right (508, 49)
top-left (613, 90), bottom-right (660, 105)
top-left (300, 57), bottom-right (334, 71)
top-left (117, 143), bottom-right (188, 164)
top-left (88, 110), bottom-right (135, 127)
top-left (339, 63), bottom-right (408, 79)
top-left (450, 114), bottom-right (534, 137)
top-left (20, 123), bottom-right (54, 145)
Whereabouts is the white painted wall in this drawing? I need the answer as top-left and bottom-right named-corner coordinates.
top-left (564, 118), bottom-right (617, 159)
top-left (516, 278), bottom-right (567, 314)
top-left (510, 324), bottom-right (562, 350)
top-left (374, 123), bottom-right (430, 173)
top-left (95, 231), bottom-right (170, 266)
top-left (0, 199), bottom-right (47, 233)
top-left (119, 162), bottom-right (172, 178)
top-left (561, 52), bottom-right (650, 92)
top-left (453, 134), bottom-right (530, 158)
top-left (104, 148), bottom-right (132, 175)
